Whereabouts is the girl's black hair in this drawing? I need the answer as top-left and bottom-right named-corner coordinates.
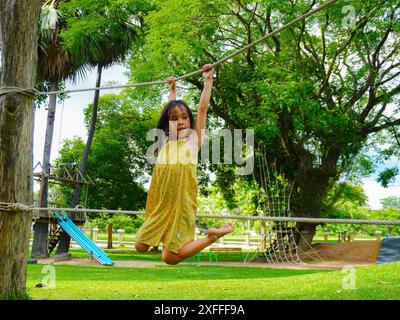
top-left (157, 99), bottom-right (195, 134)
top-left (154, 99), bottom-right (195, 153)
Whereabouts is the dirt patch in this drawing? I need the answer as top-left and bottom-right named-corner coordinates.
top-left (300, 240), bottom-right (382, 264)
top-left (242, 240), bottom-right (382, 270)
top-left (36, 258), bottom-right (371, 271)
top-left (35, 241), bottom-right (382, 271)
top-left (37, 257), bottom-right (167, 268)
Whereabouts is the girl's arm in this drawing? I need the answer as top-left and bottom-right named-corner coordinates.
top-left (167, 76), bottom-right (176, 102)
top-left (194, 64), bottom-right (213, 151)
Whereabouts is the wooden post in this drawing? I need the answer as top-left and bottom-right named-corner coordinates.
top-left (261, 222), bottom-right (267, 251)
top-left (245, 231), bottom-right (251, 246)
top-left (261, 235), bottom-right (267, 251)
top-left (107, 224), bottom-right (113, 249)
top-left (374, 231), bottom-right (382, 241)
top-left (117, 229), bottom-right (125, 247)
top-left (323, 232), bottom-right (329, 242)
top-left (93, 228), bottom-right (99, 243)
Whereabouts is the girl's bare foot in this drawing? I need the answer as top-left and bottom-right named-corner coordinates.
top-left (207, 223), bottom-right (234, 241)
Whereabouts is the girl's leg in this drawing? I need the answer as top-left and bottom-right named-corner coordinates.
top-left (135, 242), bottom-right (150, 253)
top-left (162, 223), bottom-right (234, 265)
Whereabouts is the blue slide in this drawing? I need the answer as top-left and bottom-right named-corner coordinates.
top-left (53, 211), bottom-right (114, 266)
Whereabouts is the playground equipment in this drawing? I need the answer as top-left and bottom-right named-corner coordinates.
top-left (32, 162), bottom-right (94, 255)
top-left (32, 161), bottom-right (94, 221)
top-left (52, 211), bottom-right (113, 266)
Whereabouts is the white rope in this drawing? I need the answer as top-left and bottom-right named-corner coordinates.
top-left (2, 202), bottom-right (400, 225)
top-left (0, 0), bottom-right (339, 98)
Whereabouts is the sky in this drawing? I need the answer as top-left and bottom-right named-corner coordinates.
top-left (33, 64), bottom-right (399, 210)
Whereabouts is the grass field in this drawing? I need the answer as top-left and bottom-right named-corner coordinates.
top-left (26, 258), bottom-right (400, 300)
top-left (26, 235), bottom-right (400, 300)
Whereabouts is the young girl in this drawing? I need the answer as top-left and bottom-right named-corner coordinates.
top-left (135, 64), bottom-right (234, 265)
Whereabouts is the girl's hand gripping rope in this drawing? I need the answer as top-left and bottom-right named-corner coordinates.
top-left (167, 76), bottom-right (177, 102)
top-left (202, 64), bottom-right (213, 80)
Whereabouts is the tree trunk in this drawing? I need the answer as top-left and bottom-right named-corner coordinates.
top-left (295, 223), bottom-right (318, 252)
top-left (107, 223), bottom-right (113, 249)
top-left (56, 64), bottom-right (103, 254)
top-left (293, 149), bottom-right (338, 252)
top-left (294, 184), bottom-right (323, 251)
top-left (31, 82), bottom-right (58, 259)
top-left (0, 0), bottom-right (41, 299)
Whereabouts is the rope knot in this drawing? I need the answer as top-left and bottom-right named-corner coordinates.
top-left (0, 202), bottom-right (34, 211)
top-left (0, 86), bottom-right (39, 100)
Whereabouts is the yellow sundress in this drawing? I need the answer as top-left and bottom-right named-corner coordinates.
top-left (135, 134), bottom-right (199, 254)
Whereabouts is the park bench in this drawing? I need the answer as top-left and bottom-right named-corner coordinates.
top-left (209, 247), bottom-right (243, 262)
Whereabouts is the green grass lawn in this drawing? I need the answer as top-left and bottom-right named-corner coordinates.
top-left (26, 262), bottom-right (400, 300)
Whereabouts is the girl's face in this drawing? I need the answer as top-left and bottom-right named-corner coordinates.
top-left (168, 106), bottom-right (191, 139)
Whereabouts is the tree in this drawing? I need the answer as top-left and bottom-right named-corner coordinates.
top-left (380, 196), bottom-right (400, 209)
top-left (127, 0), bottom-right (400, 251)
top-left (52, 92), bottom-right (152, 222)
top-left (321, 182), bottom-right (371, 240)
top-left (32, 0), bottom-right (87, 259)
top-left (0, 0), bottom-right (42, 299)
top-left (55, 0), bottom-right (151, 254)
top-left (364, 207), bottom-right (400, 236)
top-left (51, 92), bottom-right (151, 246)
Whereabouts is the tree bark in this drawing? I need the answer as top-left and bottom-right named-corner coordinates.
top-left (31, 82), bottom-right (58, 259)
top-left (0, 0), bottom-right (41, 299)
top-left (107, 223), bottom-right (113, 249)
top-left (293, 149), bottom-right (339, 252)
top-left (56, 64), bottom-right (103, 254)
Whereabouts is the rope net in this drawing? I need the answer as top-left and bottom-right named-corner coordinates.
top-left (245, 144), bottom-right (325, 265)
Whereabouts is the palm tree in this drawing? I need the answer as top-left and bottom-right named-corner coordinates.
top-left (32, 0), bottom-right (88, 259)
top-left (55, 0), bottom-right (149, 253)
